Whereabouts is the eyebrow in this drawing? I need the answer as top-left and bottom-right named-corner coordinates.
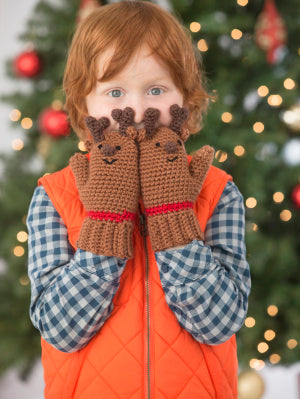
top-left (97, 76), bottom-right (170, 86)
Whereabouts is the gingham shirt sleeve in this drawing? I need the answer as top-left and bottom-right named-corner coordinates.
top-left (27, 186), bottom-right (127, 353)
top-left (155, 180), bottom-right (251, 345)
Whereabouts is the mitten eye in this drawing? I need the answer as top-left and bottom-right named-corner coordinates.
top-left (177, 140), bottom-right (182, 146)
top-left (116, 145), bottom-right (121, 151)
top-left (98, 144), bottom-right (103, 150)
top-left (155, 142), bottom-right (160, 147)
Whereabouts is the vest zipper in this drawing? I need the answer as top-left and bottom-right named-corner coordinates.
top-left (139, 211), bottom-right (152, 399)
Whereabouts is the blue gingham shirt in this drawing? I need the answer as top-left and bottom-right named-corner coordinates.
top-left (27, 180), bottom-right (250, 353)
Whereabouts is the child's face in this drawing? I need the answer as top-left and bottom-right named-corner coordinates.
top-left (86, 45), bottom-right (184, 133)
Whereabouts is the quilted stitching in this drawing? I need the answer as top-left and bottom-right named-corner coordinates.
top-left (72, 258), bottom-right (144, 399)
top-left (40, 164), bottom-right (238, 399)
top-left (149, 255), bottom-right (216, 399)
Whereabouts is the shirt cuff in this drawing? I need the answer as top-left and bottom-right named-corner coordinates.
top-left (71, 248), bottom-right (127, 282)
top-left (155, 239), bottom-right (208, 286)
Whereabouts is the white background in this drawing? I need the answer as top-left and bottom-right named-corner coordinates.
top-left (0, 0), bottom-right (299, 398)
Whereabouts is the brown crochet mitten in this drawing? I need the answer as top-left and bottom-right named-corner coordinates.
top-left (69, 108), bottom-right (139, 258)
top-left (138, 104), bottom-right (215, 252)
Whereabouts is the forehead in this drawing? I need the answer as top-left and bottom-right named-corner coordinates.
top-left (96, 45), bottom-right (172, 83)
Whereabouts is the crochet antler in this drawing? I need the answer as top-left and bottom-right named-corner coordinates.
top-left (111, 107), bottom-right (135, 136)
top-left (85, 116), bottom-right (110, 143)
top-left (143, 108), bottom-right (160, 138)
top-left (169, 104), bottom-right (189, 135)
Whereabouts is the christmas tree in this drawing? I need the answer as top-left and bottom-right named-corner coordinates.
top-left (0, 0), bottom-right (299, 379)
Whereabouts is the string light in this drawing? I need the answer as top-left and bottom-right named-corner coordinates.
top-left (234, 145), bottom-right (245, 156)
top-left (21, 117), bottom-right (33, 129)
top-left (211, 90), bottom-right (217, 102)
top-left (267, 305), bottom-right (278, 317)
top-left (17, 231), bottom-right (28, 243)
top-left (221, 112), bottom-right (233, 123)
top-left (245, 197), bottom-right (257, 208)
top-left (13, 246), bottom-right (25, 257)
top-left (253, 122), bottom-right (264, 134)
top-left (9, 109), bottom-right (21, 121)
top-left (197, 39), bottom-right (208, 52)
top-left (52, 99), bottom-right (63, 110)
top-left (215, 150), bottom-right (228, 162)
top-left (283, 78), bottom-right (296, 90)
top-left (269, 354), bottom-right (281, 364)
top-left (282, 106), bottom-right (300, 129)
top-left (257, 342), bottom-right (269, 354)
top-left (287, 339), bottom-right (297, 349)
top-left (257, 85), bottom-right (269, 97)
top-left (273, 192), bottom-right (284, 203)
top-left (231, 29), bottom-right (243, 40)
top-left (12, 139), bottom-right (24, 151)
top-left (280, 209), bottom-right (292, 221)
top-left (78, 141), bottom-right (86, 152)
top-left (19, 276), bottom-right (29, 286)
top-left (268, 94), bottom-right (283, 107)
top-left (245, 317), bottom-right (255, 328)
top-left (190, 22), bottom-right (201, 32)
top-left (264, 330), bottom-right (276, 341)
top-left (252, 223), bottom-right (259, 231)
top-left (249, 359), bottom-right (265, 370)
top-left (237, 0), bottom-right (248, 6)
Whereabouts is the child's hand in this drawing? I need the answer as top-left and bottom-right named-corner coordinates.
top-left (138, 104), bottom-right (214, 252)
top-left (69, 108), bottom-right (139, 258)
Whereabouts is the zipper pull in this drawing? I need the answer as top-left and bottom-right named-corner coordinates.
top-left (139, 212), bottom-right (148, 237)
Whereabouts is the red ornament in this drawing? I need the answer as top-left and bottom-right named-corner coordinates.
top-left (291, 184), bottom-right (300, 209)
top-left (77, 0), bottom-right (100, 25)
top-left (254, 0), bottom-right (287, 64)
top-left (13, 50), bottom-right (42, 78)
top-left (39, 108), bottom-right (70, 138)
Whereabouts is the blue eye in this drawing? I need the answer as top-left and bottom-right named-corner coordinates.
top-left (149, 87), bottom-right (163, 96)
top-left (109, 90), bottom-right (123, 98)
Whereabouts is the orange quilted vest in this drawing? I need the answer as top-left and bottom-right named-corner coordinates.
top-left (38, 160), bottom-right (237, 399)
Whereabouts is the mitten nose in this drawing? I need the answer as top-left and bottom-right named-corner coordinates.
top-left (165, 142), bottom-right (178, 154)
top-left (102, 144), bottom-right (116, 156)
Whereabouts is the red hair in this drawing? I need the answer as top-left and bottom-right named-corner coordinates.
top-left (63, 1), bottom-right (210, 139)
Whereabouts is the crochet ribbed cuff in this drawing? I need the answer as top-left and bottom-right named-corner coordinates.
top-left (76, 216), bottom-right (136, 259)
top-left (146, 208), bottom-right (204, 252)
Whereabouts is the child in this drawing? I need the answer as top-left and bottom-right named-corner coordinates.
top-left (27, 2), bottom-right (251, 398)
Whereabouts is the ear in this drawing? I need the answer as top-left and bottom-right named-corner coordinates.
top-left (84, 139), bottom-right (93, 152)
top-left (85, 116), bottom-right (110, 142)
top-left (136, 128), bottom-right (147, 143)
top-left (179, 127), bottom-right (190, 143)
top-left (126, 126), bottom-right (138, 141)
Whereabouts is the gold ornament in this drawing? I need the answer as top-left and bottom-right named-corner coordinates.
top-left (238, 369), bottom-right (265, 399)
